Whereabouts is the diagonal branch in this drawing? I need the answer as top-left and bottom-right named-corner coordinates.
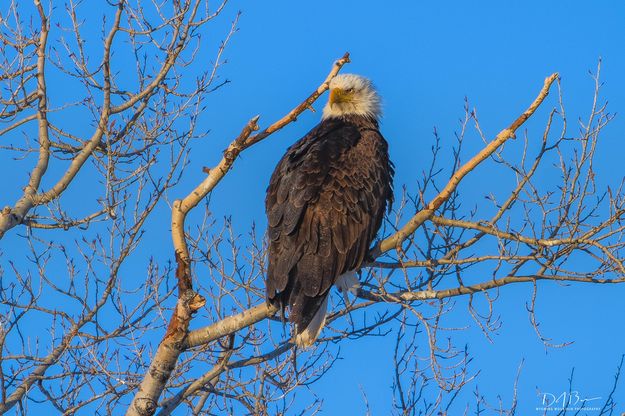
top-left (373, 73), bottom-right (559, 256)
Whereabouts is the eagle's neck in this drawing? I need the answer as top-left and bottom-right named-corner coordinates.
top-left (325, 113), bottom-right (379, 128)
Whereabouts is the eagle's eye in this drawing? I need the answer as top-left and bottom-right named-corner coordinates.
top-left (346, 87), bottom-right (355, 93)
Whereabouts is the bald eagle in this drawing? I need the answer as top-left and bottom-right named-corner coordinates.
top-left (266, 74), bottom-right (394, 347)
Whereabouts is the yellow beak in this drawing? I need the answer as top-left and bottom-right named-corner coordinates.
top-left (329, 88), bottom-right (345, 105)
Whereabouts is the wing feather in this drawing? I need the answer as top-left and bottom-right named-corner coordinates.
top-left (266, 116), bottom-right (394, 332)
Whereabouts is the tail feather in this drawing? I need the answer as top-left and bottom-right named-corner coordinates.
top-left (294, 295), bottom-right (328, 348)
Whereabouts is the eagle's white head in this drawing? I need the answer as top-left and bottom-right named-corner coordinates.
top-left (322, 74), bottom-right (381, 121)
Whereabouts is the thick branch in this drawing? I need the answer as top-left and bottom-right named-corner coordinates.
top-left (0, 1), bottom-right (51, 239)
top-left (185, 303), bottom-right (277, 349)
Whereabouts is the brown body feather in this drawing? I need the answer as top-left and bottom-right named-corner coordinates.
top-left (265, 114), bottom-right (394, 340)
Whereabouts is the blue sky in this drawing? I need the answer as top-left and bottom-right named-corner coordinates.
top-left (2, 0), bottom-right (625, 414)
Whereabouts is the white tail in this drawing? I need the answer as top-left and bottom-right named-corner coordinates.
top-left (294, 295), bottom-right (328, 348)
top-left (294, 271), bottom-right (361, 348)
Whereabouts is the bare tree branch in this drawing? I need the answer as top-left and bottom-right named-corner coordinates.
top-left (1, 2), bottom-right (622, 414)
